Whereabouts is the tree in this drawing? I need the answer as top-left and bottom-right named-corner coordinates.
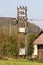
top-left (6, 34), bottom-right (17, 57)
top-left (0, 33), bottom-right (17, 57)
top-left (28, 34), bottom-right (36, 59)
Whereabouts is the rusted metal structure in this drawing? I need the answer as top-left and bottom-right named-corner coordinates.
top-left (17, 6), bottom-right (28, 56)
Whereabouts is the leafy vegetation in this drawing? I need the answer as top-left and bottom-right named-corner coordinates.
top-left (28, 34), bottom-right (36, 58)
top-left (0, 33), bottom-right (17, 57)
top-left (0, 17), bottom-right (41, 59)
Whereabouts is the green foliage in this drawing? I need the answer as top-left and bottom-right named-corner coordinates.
top-left (20, 38), bottom-right (24, 48)
top-left (20, 42), bottom-right (24, 48)
top-left (28, 34), bottom-right (36, 56)
top-left (0, 33), bottom-right (17, 57)
top-left (20, 33), bottom-right (25, 48)
top-left (6, 34), bottom-right (17, 56)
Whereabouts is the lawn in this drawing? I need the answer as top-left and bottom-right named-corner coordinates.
top-left (0, 59), bottom-right (43, 65)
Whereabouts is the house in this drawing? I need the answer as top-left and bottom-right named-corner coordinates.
top-left (33, 31), bottom-right (43, 59)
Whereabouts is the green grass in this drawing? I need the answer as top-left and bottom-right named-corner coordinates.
top-left (0, 59), bottom-right (43, 65)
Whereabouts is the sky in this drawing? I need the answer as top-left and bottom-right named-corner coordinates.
top-left (0, 0), bottom-right (43, 29)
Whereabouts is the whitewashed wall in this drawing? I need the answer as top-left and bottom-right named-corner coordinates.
top-left (33, 45), bottom-right (38, 55)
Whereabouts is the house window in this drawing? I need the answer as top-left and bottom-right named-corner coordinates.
top-left (38, 45), bottom-right (43, 49)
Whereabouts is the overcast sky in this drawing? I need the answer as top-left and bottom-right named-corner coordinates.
top-left (0, 0), bottom-right (43, 29)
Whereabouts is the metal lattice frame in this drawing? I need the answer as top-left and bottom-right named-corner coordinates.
top-left (17, 6), bottom-right (28, 57)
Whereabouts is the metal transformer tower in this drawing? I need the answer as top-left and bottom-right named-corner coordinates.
top-left (17, 6), bottom-right (28, 57)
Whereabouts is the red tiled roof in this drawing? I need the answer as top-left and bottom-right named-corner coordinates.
top-left (33, 31), bottom-right (43, 45)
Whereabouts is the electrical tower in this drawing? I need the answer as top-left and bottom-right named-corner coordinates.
top-left (17, 6), bottom-right (28, 57)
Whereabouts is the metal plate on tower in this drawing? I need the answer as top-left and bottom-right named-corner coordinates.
top-left (19, 48), bottom-right (25, 55)
top-left (19, 28), bottom-right (25, 33)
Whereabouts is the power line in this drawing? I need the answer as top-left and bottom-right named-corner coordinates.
top-left (29, 19), bottom-right (43, 21)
